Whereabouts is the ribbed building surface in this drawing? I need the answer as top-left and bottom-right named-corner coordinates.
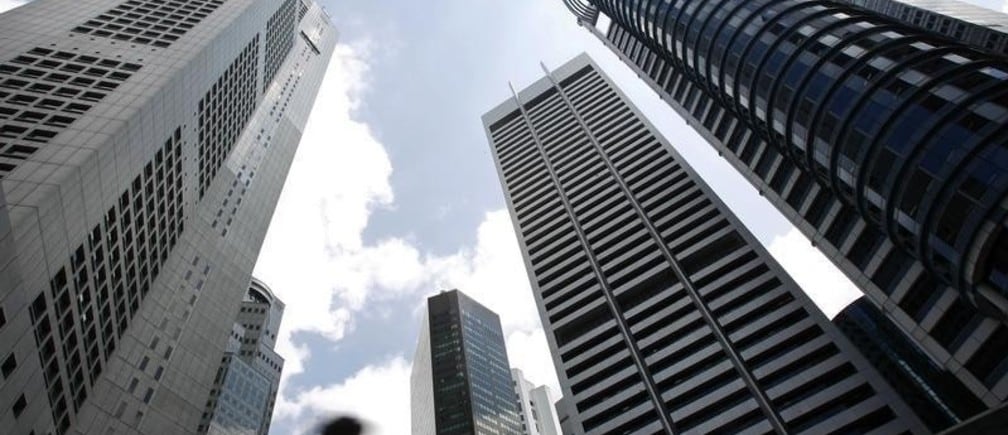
top-left (0, 1), bottom-right (335, 434)
top-left (842, 0), bottom-right (1008, 55)
top-left (562, 0), bottom-right (1008, 408)
top-left (410, 290), bottom-right (524, 435)
top-left (484, 54), bottom-right (924, 434)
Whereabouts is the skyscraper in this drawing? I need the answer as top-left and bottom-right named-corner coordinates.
top-left (511, 368), bottom-right (561, 435)
top-left (560, 0), bottom-right (1008, 409)
top-left (199, 278), bottom-right (285, 435)
top-left (0, 1), bottom-right (335, 434)
top-left (411, 290), bottom-right (523, 435)
top-left (841, 0), bottom-right (1008, 55)
top-left (484, 53), bottom-right (925, 434)
top-left (834, 296), bottom-right (986, 431)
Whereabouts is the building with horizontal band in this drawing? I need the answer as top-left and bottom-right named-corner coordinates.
top-left (560, 0), bottom-right (1008, 411)
top-left (483, 53), bottom-right (926, 434)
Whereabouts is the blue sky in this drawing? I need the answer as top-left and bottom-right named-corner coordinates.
top-left (0, 0), bottom-right (1005, 434)
top-left (254, 0), bottom-right (1008, 433)
top-left (252, 0), bottom-right (1008, 434)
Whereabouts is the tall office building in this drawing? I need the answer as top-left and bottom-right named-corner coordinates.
top-left (842, 0), bottom-right (1008, 55)
top-left (199, 278), bottom-right (285, 435)
top-left (560, 0), bottom-right (1008, 408)
top-left (410, 290), bottom-right (523, 435)
top-left (511, 368), bottom-right (561, 435)
top-left (834, 296), bottom-right (986, 431)
top-left (0, 1), bottom-right (335, 434)
top-left (484, 54), bottom-right (925, 434)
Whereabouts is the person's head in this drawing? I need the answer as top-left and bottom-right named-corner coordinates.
top-left (319, 416), bottom-right (365, 435)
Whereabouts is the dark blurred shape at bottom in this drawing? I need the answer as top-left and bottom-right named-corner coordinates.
top-left (319, 416), bottom-right (364, 435)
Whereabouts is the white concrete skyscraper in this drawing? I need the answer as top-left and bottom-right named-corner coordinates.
top-left (0, 1), bottom-right (335, 434)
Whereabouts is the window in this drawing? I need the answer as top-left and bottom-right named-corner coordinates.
top-left (1, 354), bottom-right (15, 377)
top-left (12, 394), bottom-right (27, 418)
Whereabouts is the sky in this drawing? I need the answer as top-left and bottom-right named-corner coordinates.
top-left (0, 0), bottom-right (1005, 434)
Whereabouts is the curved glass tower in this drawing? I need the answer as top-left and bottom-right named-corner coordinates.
top-left (561, 0), bottom-right (1008, 410)
top-left (569, 0), bottom-right (1008, 319)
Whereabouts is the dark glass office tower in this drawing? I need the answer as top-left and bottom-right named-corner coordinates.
top-left (410, 290), bottom-right (524, 435)
top-left (560, 0), bottom-right (1008, 408)
top-left (484, 54), bottom-right (925, 434)
top-left (0, 1), bottom-right (335, 434)
top-left (834, 296), bottom-right (987, 431)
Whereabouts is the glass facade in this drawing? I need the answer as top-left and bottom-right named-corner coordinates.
top-left (835, 297), bottom-right (987, 431)
top-left (201, 279), bottom-right (286, 435)
top-left (561, 0), bottom-right (1008, 409)
top-left (411, 290), bottom-right (523, 434)
top-left (577, 0), bottom-right (1008, 315)
top-left (206, 356), bottom-right (272, 435)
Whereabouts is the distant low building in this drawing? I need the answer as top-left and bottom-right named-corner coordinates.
top-left (200, 278), bottom-right (286, 435)
top-left (511, 369), bottom-right (561, 435)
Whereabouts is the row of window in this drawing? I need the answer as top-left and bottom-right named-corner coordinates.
top-left (609, 12), bottom-right (1007, 401)
top-left (21, 126), bottom-right (182, 433)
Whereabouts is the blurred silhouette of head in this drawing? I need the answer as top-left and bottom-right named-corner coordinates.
top-left (320, 416), bottom-right (364, 435)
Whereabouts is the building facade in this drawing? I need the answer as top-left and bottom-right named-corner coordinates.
top-left (484, 54), bottom-right (925, 434)
top-left (841, 0), bottom-right (1008, 55)
top-left (0, 1), bottom-right (335, 434)
top-left (560, 0), bottom-right (1008, 409)
top-left (510, 368), bottom-right (561, 435)
top-left (199, 278), bottom-right (285, 435)
top-left (834, 296), bottom-right (987, 431)
top-left (410, 290), bottom-right (523, 435)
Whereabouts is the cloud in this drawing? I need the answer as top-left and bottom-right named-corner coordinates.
top-left (266, 208), bottom-right (559, 434)
top-left (254, 39), bottom-right (557, 434)
top-left (767, 228), bottom-right (863, 318)
top-left (255, 39), bottom-right (393, 380)
top-left (275, 356), bottom-right (412, 435)
top-left (0, 0), bottom-right (27, 12)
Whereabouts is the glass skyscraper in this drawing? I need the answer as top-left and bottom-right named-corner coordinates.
top-left (484, 54), bottom-right (925, 434)
top-left (560, 0), bottom-right (1008, 410)
top-left (411, 290), bottom-right (524, 435)
top-left (834, 296), bottom-right (987, 431)
top-left (0, 1), bottom-right (335, 433)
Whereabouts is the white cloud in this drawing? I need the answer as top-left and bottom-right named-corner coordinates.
top-left (255, 40), bottom-right (393, 382)
top-left (254, 39), bottom-right (557, 434)
top-left (505, 329), bottom-right (561, 393)
top-left (265, 208), bottom-right (559, 434)
top-left (276, 356), bottom-right (412, 435)
top-left (768, 228), bottom-right (863, 318)
top-left (426, 210), bottom-right (541, 332)
top-left (0, 0), bottom-right (27, 12)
